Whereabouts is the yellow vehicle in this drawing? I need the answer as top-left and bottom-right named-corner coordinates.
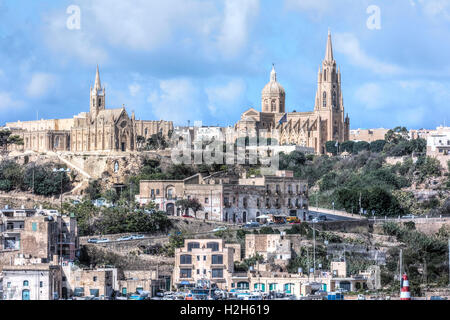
top-left (286, 216), bottom-right (301, 224)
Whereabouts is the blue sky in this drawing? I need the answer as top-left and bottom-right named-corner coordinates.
top-left (0, 0), bottom-right (449, 129)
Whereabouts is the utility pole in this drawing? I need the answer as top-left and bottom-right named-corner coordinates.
top-left (313, 220), bottom-right (316, 281)
top-left (399, 248), bottom-right (403, 292)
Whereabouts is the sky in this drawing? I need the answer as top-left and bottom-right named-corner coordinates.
top-left (0, 0), bottom-right (449, 130)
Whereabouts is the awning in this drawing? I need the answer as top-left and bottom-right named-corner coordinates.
top-left (180, 281), bottom-right (190, 285)
top-left (256, 215), bottom-right (271, 219)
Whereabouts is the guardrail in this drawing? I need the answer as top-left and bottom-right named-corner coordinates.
top-left (368, 216), bottom-right (450, 224)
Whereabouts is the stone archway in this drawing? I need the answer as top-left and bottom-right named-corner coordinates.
top-left (166, 203), bottom-right (175, 216)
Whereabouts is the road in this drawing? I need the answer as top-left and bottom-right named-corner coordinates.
top-left (307, 210), bottom-right (359, 222)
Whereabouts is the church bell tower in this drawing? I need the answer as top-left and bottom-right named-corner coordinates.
top-left (314, 30), bottom-right (347, 143)
top-left (90, 65), bottom-right (106, 118)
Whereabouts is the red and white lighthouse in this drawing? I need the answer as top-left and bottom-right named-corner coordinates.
top-left (400, 273), bottom-right (411, 300)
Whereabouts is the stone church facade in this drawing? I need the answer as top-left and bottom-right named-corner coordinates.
top-left (234, 31), bottom-right (350, 154)
top-left (6, 67), bottom-right (173, 153)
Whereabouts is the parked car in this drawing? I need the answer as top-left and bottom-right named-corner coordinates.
top-left (243, 222), bottom-right (260, 229)
top-left (131, 235), bottom-right (145, 240)
top-left (402, 215), bottom-right (415, 219)
top-left (430, 296), bottom-right (447, 300)
top-left (96, 238), bottom-right (110, 243)
top-left (311, 218), bottom-right (319, 223)
top-left (182, 214), bottom-right (194, 218)
top-left (357, 294), bottom-right (366, 300)
top-left (87, 238), bottom-right (99, 243)
top-left (117, 236), bottom-right (133, 241)
top-left (212, 226), bottom-right (228, 232)
top-left (318, 215), bottom-right (328, 221)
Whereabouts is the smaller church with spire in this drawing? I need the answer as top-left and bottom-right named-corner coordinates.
top-left (235, 30), bottom-right (350, 154)
top-left (6, 67), bottom-right (173, 153)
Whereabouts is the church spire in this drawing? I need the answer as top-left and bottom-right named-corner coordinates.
top-left (270, 64), bottom-right (277, 82)
top-left (325, 29), bottom-right (334, 62)
top-left (94, 65), bottom-right (102, 91)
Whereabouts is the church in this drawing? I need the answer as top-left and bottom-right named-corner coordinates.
top-left (234, 31), bottom-right (350, 154)
top-left (5, 66), bottom-right (173, 153)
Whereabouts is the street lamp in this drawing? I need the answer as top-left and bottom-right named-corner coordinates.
top-left (52, 168), bottom-right (71, 215)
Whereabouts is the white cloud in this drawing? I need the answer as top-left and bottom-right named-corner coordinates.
top-left (217, 0), bottom-right (260, 58)
top-left (205, 79), bottom-right (246, 115)
top-left (417, 0), bottom-right (450, 21)
top-left (284, 0), bottom-right (335, 14)
top-left (128, 83), bottom-right (141, 97)
top-left (354, 82), bottom-right (385, 110)
top-left (147, 78), bottom-right (202, 125)
top-left (0, 92), bottom-right (24, 112)
top-left (334, 33), bottom-right (404, 75)
top-left (43, 0), bottom-right (260, 64)
top-left (26, 73), bottom-right (57, 98)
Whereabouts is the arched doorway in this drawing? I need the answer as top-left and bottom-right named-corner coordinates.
top-left (224, 212), bottom-right (228, 222)
top-left (166, 203), bottom-right (175, 216)
top-left (22, 289), bottom-right (30, 300)
top-left (205, 213), bottom-right (208, 220)
top-left (242, 212), bottom-right (247, 223)
top-left (232, 213), bottom-right (236, 223)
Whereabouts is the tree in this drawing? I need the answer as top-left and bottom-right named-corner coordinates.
top-left (85, 179), bottom-right (102, 200)
top-left (325, 141), bottom-right (338, 155)
top-left (353, 141), bottom-right (370, 154)
top-left (23, 163), bottom-right (71, 196)
top-left (370, 140), bottom-right (386, 153)
top-left (176, 198), bottom-right (203, 218)
top-left (136, 135), bottom-right (146, 151)
top-left (385, 126), bottom-right (409, 144)
top-left (340, 141), bottom-right (355, 153)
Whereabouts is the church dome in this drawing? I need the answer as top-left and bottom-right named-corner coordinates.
top-left (262, 66), bottom-right (285, 96)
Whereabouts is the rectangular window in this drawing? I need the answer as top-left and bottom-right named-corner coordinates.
top-left (203, 256), bottom-right (206, 261)
top-left (197, 256), bottom-right (200, 261)
top-left (212, 269), bottom-right (223, 278)
top-left (40, 281), bottom-right (43, 288)
top-left (207, 242), bottom-right (219, 252)
top-left (180, 255), bottom-right (192, 265)
top-left (211, 255), bottom-right (223, 265)
top-left (205, 197), bottom-right (209, 204)
top-left (197, 269), bottom-right (200, 275)
top-left (156, 189), bottom-right (160, 195)
top-left (180, 269), bottom-right (192, 279)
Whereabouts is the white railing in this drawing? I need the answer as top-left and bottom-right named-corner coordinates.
top-left (369, 215), bottom-right (450, 224)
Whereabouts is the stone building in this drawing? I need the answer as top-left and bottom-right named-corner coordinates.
top-left (137, 170), bottom-right (309, 223)
top-left (5, 66), bottom-right (173, 153)
top-left (0, 208), bottom-right (78, 264)
top-left (64, 267), bottom-right (115, 299)
top-left (118, 270), bottom-right (166, 297)
top-left (173, 239), bottom-right (239, 290)
top-left (245, 234), bottom-right (291, 262)
top-left (233, 31), bottom-right (350, 155)
top-left (2, 264), bottom-right (62, 300)
top-left (350, 128), bottom-right (389, 143)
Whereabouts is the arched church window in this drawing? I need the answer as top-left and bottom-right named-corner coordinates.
top-left (271, 100), bottom-right (276, 112)
top-left (98, 98), bottom-right (102, 107)
top-left (114, 161), bottom-right (119, 173)
top-left (333, 91), bottom-right (337, 107)
top-left (323, 92), bottom-right (327, 108)
top-left (324, 70), bottom-right (327, 81)
top-left (265, 101), bottom-right (269, 112)
top-left (144, 128), bottom-right (148, 136)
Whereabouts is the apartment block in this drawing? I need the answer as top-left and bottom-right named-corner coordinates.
top-left (173, 239), bottom-right (239, 290)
